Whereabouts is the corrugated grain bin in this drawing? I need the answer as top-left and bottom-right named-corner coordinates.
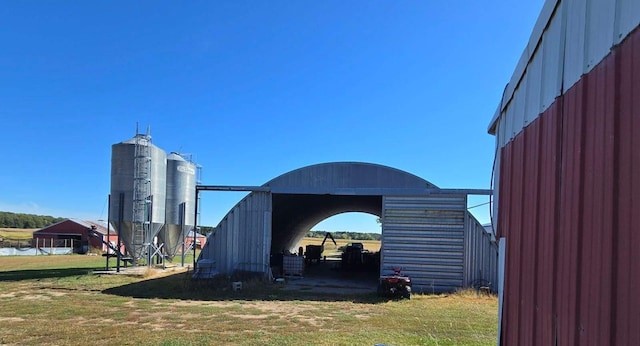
top-left (161, 152), bottom-right (196, 258)
top-left (109, 134), bottom-right (167, 260)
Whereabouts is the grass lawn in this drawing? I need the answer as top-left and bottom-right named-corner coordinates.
top-left (0, 249), bottom-right (497, 345)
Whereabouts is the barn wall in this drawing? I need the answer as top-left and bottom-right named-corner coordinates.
top-left (497, 25), bottom-right (640, 346)
top-left (490, 0), bottom-right (640, 225)
top-left (463, 213), bottom-right (499, 292)
top-left (381, 195), bottom-right (467, 293)
top-left (198, 191), bottom-right (272, 275)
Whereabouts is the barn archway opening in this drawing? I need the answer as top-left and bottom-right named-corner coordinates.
top-left (270, 193), bottom-right (383, 291)
top-left (305, 212), bottom-right (382, 286)
top-left (270, 193), bottom-right (382, 254)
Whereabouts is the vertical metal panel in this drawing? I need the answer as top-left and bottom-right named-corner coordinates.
top-left (555, 76), bottom-right (584, 346)
top-left (504, 86), bottom-right (525, 142)
top-left (524, 53), bottom-right (543, 126)
top-left (576, 46), bottom-right (616, 346)
top-left (513, 86), bottom-right (527, 140)
top-left (496, 144), bottom-right (512, 240)
top-left (585, 0), bottom-right (616, 71)
top-left (498, 110), bottom-right (509, 149)
top-left (499, 81), bottom-right (571, 346)
top-left (199, 192), bottom-right (272, 275)
top-left (498, 1), bottom-right (564, 134)
top-left (498, 135), bottom-right (512, 344)
top-left (540, 3), bottom-right (565, 111)
top-left (615, 0), bottom-right (640, 44)
top-left (563, 0), bottom-right (588, 91)
top-left (497, 238), bottom-right (506, 346)
top-left (534, 101), bottom-right (561, 346)
top-left (463, 213), bottom-right (498, 292)
top-left (615, 27), bottom-right (640, 346)
top-left (527, 0), bottom-right (561, 57)
top-left (506, 131), bottom-right (525, 346)
top-left (492, 142), bottom-right (501, 225)
top-left (502, 0), bottom-right (560, 113)
top-left (615, 32), bottom-right (638, 344)
top-left (382, 195), bottom-right (466, 293)
top-left (519, 120), bottom-right (542, 345)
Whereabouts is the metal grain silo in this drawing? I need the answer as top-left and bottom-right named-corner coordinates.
top-left (161, 152), bottom-right (196, 258)
top-left (109, 133), bottom-right (167, 262)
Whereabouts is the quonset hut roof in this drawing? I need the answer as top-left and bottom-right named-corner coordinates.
top-left (264, 161), bottom-right (437, 194)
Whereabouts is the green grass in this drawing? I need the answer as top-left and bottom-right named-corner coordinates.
top-left (0, 255), bottom-right (498, 345)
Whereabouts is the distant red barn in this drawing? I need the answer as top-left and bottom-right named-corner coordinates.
top-left (33, 219), bottom-right (119, 254)
top-left (185, 230), bottom-right (206, 251)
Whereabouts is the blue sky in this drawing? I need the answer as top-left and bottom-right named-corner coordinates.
top-left (0, 1), bottom-right (544, 232)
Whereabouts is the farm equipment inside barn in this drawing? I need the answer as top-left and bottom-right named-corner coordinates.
top-left (304, 232), bottom-right (337, 264)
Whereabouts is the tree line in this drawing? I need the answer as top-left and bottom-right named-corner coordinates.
top-left (306, 230), bottom-right (381, 241)
top-left (0, 212), bottom-right (65, 229)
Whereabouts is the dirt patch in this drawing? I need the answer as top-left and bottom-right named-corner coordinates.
top-left (279, 260), bottom-right (379, 295)
top-left (227, 313), bottom-right (271, 320)
top-left (21, 294), bottom-right (51, 301)
top-left (0, 317), bottom-right (25, 322)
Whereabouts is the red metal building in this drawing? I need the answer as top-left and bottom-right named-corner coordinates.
top-left (33, 219), bottom-right (118, 254)
top-left (489, 0), bottom-right (639, 344)
top-left (184, 230), bottom-right (206, 251)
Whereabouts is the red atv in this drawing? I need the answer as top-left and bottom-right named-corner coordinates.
top-left (377, 267), bottom-right (411, 299)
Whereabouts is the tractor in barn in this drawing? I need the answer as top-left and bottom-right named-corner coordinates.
top-left (304, 232), bottom-right (337, 264)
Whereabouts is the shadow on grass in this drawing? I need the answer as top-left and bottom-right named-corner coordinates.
top-left (0, 267), bottom-right (100, 281)
top-left (102, 271), bottom-right (382, 304)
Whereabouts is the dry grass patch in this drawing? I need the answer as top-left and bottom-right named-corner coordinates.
top-left (0, 228), bottom-right (37, 240)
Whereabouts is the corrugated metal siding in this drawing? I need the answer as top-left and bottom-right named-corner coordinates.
top-left (577, 44), bottom-right (616, 346)
top-left (520, 119), bottom-right (540, 344)
top-left (491, 0), bottom-right (640, 147)
top-left (382, 195), bottom-right (466, 293)
top-left (562, 0), bottom-right (587, 88)
top-left (497, 26), bottom-right (640, 345)
top-left (267, 162), bottom-right (437, 191)
top-left (536, 101), bottom-right (562, 346)
top-left (504, 132), bottom-right (525, 346)
top-left (540, 6), bottom-right (565, 111)
top-left (199, 191), bottom-right (272, 275)
top-left (616, 0), bottom-right (640, 44)
top-left (498, 102), bottom-right (563, 345)
top-left (463, 214), bottom-right (498, 292)
top-left (615, 27), bottom-right (640, 346)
